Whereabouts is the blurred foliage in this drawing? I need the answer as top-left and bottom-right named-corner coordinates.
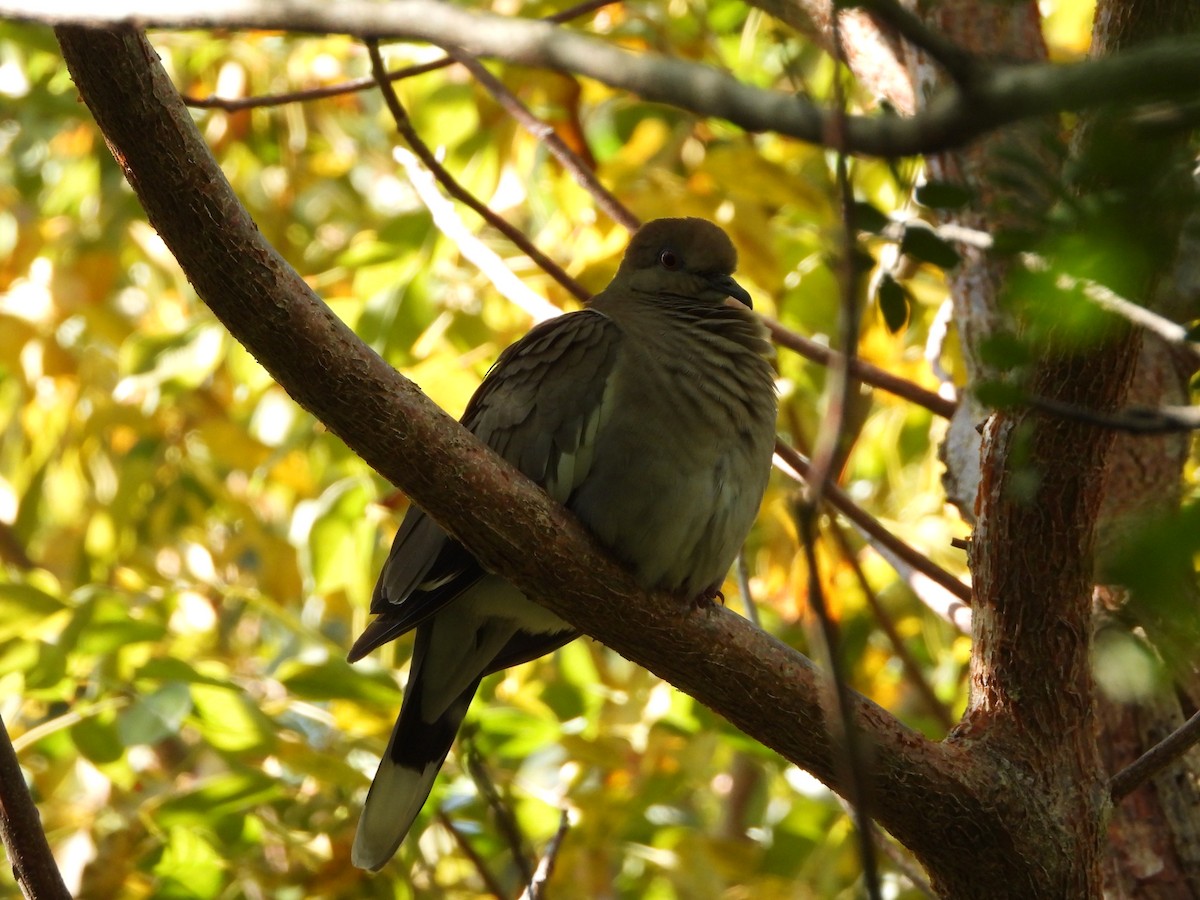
top-left (0, 0), bottom-right (1144, 896)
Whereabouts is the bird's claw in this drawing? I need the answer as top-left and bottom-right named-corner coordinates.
top-left (689, 587), bottom-right (725, 614)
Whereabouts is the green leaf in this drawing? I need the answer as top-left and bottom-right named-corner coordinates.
top-left (305, 478), bottom-right (374, 596)
top-left (156, 770), bottom-right (283, 829)
top-left (71, 716), bottom-right (125, 765)
top-left (152, 826), bottom-right (225, 899)
top-left (118, 682), bottom-right (193, 746)
top-left (135, 658), bottom-right (230, 687)
top-left (915, 181), bottom-right (973, 210)
top-left (278, 658), bottom-right (402, 707)
top-left (190, 684), bottom-right (276, 754)
top-left (0, 584), bottom-right (65, 642)
top-left (900, 225), bottom-right (961, 269)
top-left (877, 273), bottom-right (909, 333)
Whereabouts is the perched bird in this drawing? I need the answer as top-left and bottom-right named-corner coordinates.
top-left (348, 218), bottom-right (777, 870)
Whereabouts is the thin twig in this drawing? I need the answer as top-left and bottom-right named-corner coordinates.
top-left (830, 523), bottom-right (956, 731)
top-left (794, 499), bottom-right (882, 900)
top-left (465, 745), bottom-right (535, 886)
top-left (734, 552), bottom-right (761, 629)
top-left (1022, 253), bottom-right (1200, 361)
top-left (877, 836), bottom-right (938, 898)
top-left (435, 811), bottom-right (509, 900)
top-left (181, 0), bottom-right (621, 112)
top-left (394, 148), bottom-right (563, 323)
top-left (1111, 707), bottom-right (1200, 801)
top-left (805, 57), bottom-right (860, 509)
top-left (773, 440), bottom-right (972, 605)
top-left (766, 319), bottom-right (956, 419)
top-left (1022, 394), bottom-right (1200, 435)
top-left (518, 809), bottom-right (571, 900)
top-left (447, 48), bottom-right (640, 234)
top-left (29, 2), bottom-right (1200, 158)
top-left (803, 27), bottom-right (882, 895)
top-left (365, 38), bottom-right (590, 303)
top-left (0, 715), bottom-right (72, 900)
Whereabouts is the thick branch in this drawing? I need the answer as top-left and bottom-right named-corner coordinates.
top-left (0, 717), bottom-right (71, 900)
top-left (53, 24), bottom-right (981, 872)
top-left (2, 0), bottom-right (1196, 156)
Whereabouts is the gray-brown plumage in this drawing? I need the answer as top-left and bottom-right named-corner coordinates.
top-left (349, 218), bottom-right (778, 870)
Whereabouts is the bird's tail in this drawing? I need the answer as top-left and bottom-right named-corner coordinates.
top-left (352, 634), bottom-right (482, 871)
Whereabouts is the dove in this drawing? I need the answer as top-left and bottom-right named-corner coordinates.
top-left (349, 217), bottom-right (777, 870)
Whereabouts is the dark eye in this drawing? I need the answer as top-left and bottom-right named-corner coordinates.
top-left (658, 249), bottom-right (680, 270)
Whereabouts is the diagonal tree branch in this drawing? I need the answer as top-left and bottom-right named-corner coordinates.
top-left (0, 716), bottom-right (71, 900)
top-left (1110, 708), bottom-right (1200, 801)
top-left (53, 24), bottom-right (987, 879)
top-left (4, 0), bottom-right (1199, 157)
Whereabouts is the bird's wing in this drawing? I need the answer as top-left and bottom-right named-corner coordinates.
top-left (348, 310), bottom-right (622, 661)
top-left (462, 308), bottom-right (621, 503)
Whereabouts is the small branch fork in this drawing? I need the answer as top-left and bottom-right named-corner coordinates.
top-left (364, 38), bottom-right (589, 303)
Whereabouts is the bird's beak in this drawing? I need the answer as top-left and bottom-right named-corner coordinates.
top-left (711, 273), bottom-right (753, 309)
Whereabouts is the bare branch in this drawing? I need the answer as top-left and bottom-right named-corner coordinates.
top-left (773, 440), bottom-right (972, 605)
top-left (181, 0), bottom-right (619, 112)
top-left (8, 0), bottom-right (1200, 157)
top-left (518, 810), bottom-right (571, 900)
top-left (1111, 708), bottom-right (1200, 801)
top-left (466, 746), bottom-right (534, 885)
top-left (365, 38), bottom-right (589, 303)
top-left (829, 522), bottom-right (956, 730)
top-left (447, 48), bottom-right (641, 234)
top-left (1022, 394), bottom-right (1200, 435)
top-left (434, 811), bottom-right (509, 900)
top-left (1022, 253), bottom-right (1200, 362)
top-left (766, 318), bottom-right (957, 418)
top-left (795, 501), bottom-right (883, 899)
top-left (395, 148), bottom-right (562, 323)
top-left (0, 716), bottom-right (72, 900)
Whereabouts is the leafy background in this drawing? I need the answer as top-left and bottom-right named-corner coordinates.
top-left (1, 1), bottom-right (1096, 897)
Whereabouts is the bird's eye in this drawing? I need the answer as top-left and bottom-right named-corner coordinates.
top-left (658, 249), bottom-right (680, 270)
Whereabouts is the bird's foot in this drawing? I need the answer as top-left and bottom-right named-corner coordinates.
top-left (690, 587), bottom-right (725, 614)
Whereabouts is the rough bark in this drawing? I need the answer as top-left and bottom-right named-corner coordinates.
top-left (1085, 1), bottom-right (1200, 895)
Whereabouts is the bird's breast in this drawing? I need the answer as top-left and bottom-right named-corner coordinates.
top-left (568, 321), bottom-right (776, 596)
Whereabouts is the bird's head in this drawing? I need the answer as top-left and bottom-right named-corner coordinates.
top-left (615, 217), bottom-right (753, 309)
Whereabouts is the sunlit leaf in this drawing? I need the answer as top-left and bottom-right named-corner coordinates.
top-left (278, 658), bottom-right (402, 707)
top-left (152, 826), bottom-right (225, 900)
top-left (155, 770), bottom-right (283, 829)
top-left (190, 684), bottom-right (276, 754)
top-left (0, 583), bottom-right (65, 642)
